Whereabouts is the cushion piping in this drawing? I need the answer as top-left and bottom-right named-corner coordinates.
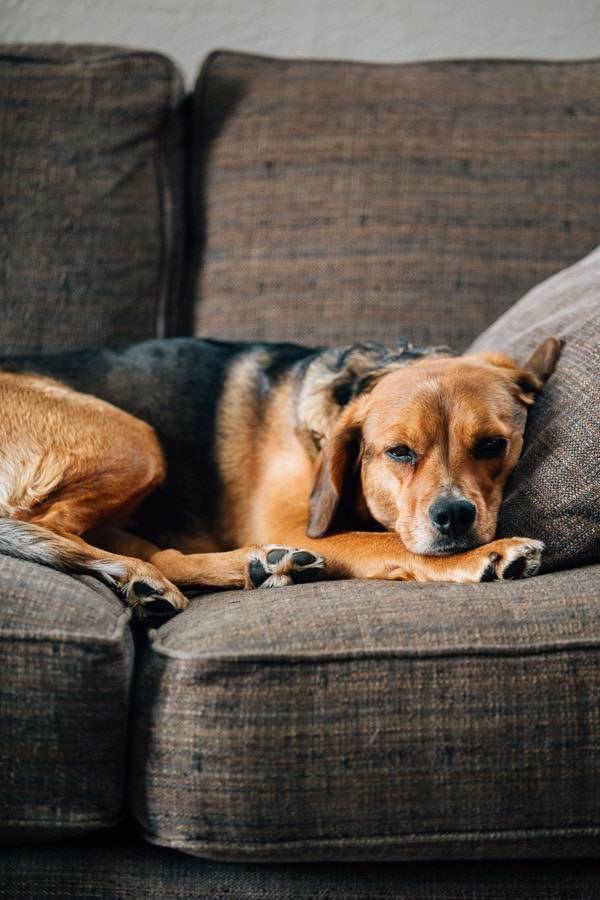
top-left (140, 822), bottom-right (600, 856)
top-left (147, 634), bottom-right (600, 663)
top-left (0, 607), bottom-right (131, 646)
top-left (198, 48), bottom-right (600, 76)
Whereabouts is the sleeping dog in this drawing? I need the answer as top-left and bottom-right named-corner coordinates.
top-left (0, 335), bottom-right (561, 616)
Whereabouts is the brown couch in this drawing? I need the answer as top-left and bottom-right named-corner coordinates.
top-left (1, 44), bottom-right (599, 897)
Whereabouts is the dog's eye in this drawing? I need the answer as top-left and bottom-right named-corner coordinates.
top-left (473, 436), bottom-right (507, 459)
top-left (386, 445), bottom-right (415, 463)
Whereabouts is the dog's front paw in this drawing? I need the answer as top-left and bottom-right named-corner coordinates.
top-left (479, 538), bottom-right (544, 582)
top-left (246, 545), bottom-right (325, 589)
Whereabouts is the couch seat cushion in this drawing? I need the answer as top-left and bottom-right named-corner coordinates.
top-left (0, 555), bottom-right (133, 841)
top-left (131, 567), bottom-right (600, 862)
top-left (0, 44), bottom-right (186, 352)
top-left (3, 836), bottom-right (600, 899)
top-left (193, 53), bottom-right (600, 350)
top-left (468, 245), bottom-right (600, 572)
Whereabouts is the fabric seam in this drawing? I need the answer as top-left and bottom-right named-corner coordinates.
top-left (200, 49), bottom-right (600, 76)
top-left (149, 635), bottom-right (600, 664)
top-left (141, 822), bottom-right (600, 853)
top-left (0, 607), bottom-right (131, 646)
top-left (0, 49), bottom-right (180, 68)
top-left (3, 815), bottom-right (122, 828)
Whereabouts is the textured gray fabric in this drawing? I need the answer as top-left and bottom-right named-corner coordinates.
top-left (131, 566), bottom-right (600, 861)
top-left (0, 555), bottom-right (133, 841)
top-left (2, 838), bottom-right (600, 899)
top-left (0, 44), bottom-right (187, 352)
top-left (468, 246), bottom-right (600, 572)
top-left (193, 53), bottom-right (600, 351)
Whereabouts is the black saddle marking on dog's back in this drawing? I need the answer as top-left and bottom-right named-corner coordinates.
top-left (0, 336), bottom-right (448, 542)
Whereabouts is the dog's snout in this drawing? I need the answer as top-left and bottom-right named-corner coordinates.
top-left (429, 497), bottom-right (476, 539)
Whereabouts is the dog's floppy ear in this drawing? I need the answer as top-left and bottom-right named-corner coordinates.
top-left (307, 413), bottom-right (361, 538)
top-left (515, 336), bottom-right (563, 404)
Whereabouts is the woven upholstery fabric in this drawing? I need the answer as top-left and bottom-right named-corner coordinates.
top-left (193, 53), bottom-right (600, 351)
top-left (131, 565), bottom-right (600, 862)
top-left (0, 44), bottom-right (186, 352)
top-left (0, 555), bottom-right (133, 841)
top-left (3, 839), bottom-right (600, 899)
top-left (468, 246), bottom-right (600, 572)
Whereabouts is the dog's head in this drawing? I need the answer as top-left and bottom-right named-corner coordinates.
top-left (307, 337), bottom-right (561, 554)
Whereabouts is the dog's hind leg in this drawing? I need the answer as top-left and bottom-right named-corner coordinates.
top-left (0, 517), bottom-right (187, 616)
top-left (0, 373), bottom-right (189, 616)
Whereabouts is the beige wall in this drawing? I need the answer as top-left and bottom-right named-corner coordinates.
top-left (3, 0), bottom-right (600, 85)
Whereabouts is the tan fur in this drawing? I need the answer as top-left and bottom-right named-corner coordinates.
top-left (0, 372), bottom-right (187, 613)
top-left (0, 338), bottom-right (562, 611)
top-left (215, 350), bottom-right (271, 549)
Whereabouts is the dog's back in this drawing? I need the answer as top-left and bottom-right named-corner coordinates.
top-left (0, 338), bottom-right (315, 540)
top-left (0, 337), bottom-right (444, 545)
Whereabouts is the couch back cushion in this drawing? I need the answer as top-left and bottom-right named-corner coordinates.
top-left (0, 45), bottom-right (186, 353)
top-left (193, 53), bottom-right (600, 351)
top-left (468, 245), bottom-right (600, 573)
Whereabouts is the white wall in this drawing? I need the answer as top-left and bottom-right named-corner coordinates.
top-left (3, 0), bottom-right (600, 85)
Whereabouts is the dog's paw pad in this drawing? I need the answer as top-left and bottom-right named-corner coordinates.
top-left (479, 563), bottom-right (498, 582)
top-left (492, 539), bottom-right (544, 581)
top-left (247, 546), bottom-right (325, 589)
top-left (138, 596), bottom-right (180, 621)
top-left (502, 557), bottom-right (527, 580)
top-left (132, 580), bottom-right (161, 598)
top-left (249, 557), bottom-right (271, 588)
top-left (291, 550), bottom-right (319, 566)
top-left (123, 572), bottom-right (188, 614)
top-left (266, 548), bottom-right (287, 566)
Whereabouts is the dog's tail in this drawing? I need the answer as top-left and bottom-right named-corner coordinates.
top-left (0, 517), bottom-right (126, 584)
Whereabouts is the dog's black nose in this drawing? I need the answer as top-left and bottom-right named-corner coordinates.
top-left (429, 498), bottom-right (476, 539)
